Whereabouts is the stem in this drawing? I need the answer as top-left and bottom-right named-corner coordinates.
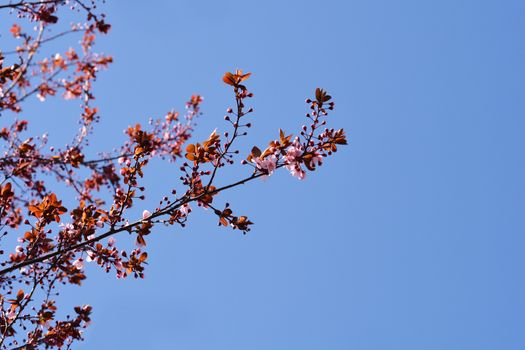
top-left (206, 87), bottom-right (243, 190)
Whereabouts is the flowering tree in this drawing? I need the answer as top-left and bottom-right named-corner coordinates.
top-left (0, 0), bottom-right (347, 348)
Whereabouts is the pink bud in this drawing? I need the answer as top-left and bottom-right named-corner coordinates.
top-left (142, 210), bottom-right (151, 220)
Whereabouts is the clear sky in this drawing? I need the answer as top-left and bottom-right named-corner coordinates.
top-left (7, 0), bottom-right (525, 349)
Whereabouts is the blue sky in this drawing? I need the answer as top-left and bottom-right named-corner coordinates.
top-left (4, 0), bottom-right (525, 349)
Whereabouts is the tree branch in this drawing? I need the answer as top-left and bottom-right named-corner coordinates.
top-left (0, 168), bottom-right (273, 276)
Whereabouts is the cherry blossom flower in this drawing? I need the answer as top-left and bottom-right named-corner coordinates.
top-left (284, 142), bottom-right (306, 180)
top-left (86, 251), bottom-right (96, 262)
top-left (63, 90), bottom-right (77, 100)
top-left (312, 151), bottom-right (323, 166)
top-left (72, 258), bottom-right (84, 270)
top-left (254, 155), bottom-right (277, 176)
top-left (60, 222), bottom-right (75, 233)
top-left (180, 203), bottom-right (191, 216)
top-left (7, 308), bottom-right (17, 320)
top-left (289, 166), bottom-right (306, 180)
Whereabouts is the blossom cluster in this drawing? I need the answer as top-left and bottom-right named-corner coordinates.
top-left (245, 88), bottom-right (346, 181)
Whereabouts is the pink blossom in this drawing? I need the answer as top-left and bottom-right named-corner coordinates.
top-left (180, 203), bottom-right (191, 215)
top-left (284, 144), bottom-right (302, 162)
top-left (7, 309), bottom-right (17, 320)
top-left (80, 126), bottom-right (88, 139)
top-left (60, 222), bottom-right (76, 235)
top-left (114, 260), bottom-right (123, 271)
top-left (107, 237), bottom-right (116, 246)
top-left (142, 210), bottom-right (151, 220)
top-left (312, 151), bottom-right (323, 166)
top-left (63, 90), bottom-right (76, 100)
top-left (72, 258), bottom-right (84, 270)
top-left (254, 155), bottom-right (277, 176)
top-left (114, 259), bottom-right (125, 278)
top-left (52, 53), bottom-right (65, 68)
top-left (86, 251), bottom-right (95, 262)
top-left (284, 143), bottom-right (306, 180)
top-left (289, 165), bottom-right (306, 180)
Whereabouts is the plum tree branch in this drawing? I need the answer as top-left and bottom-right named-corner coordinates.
top-left (0, 168), bottom-right (274, 276)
